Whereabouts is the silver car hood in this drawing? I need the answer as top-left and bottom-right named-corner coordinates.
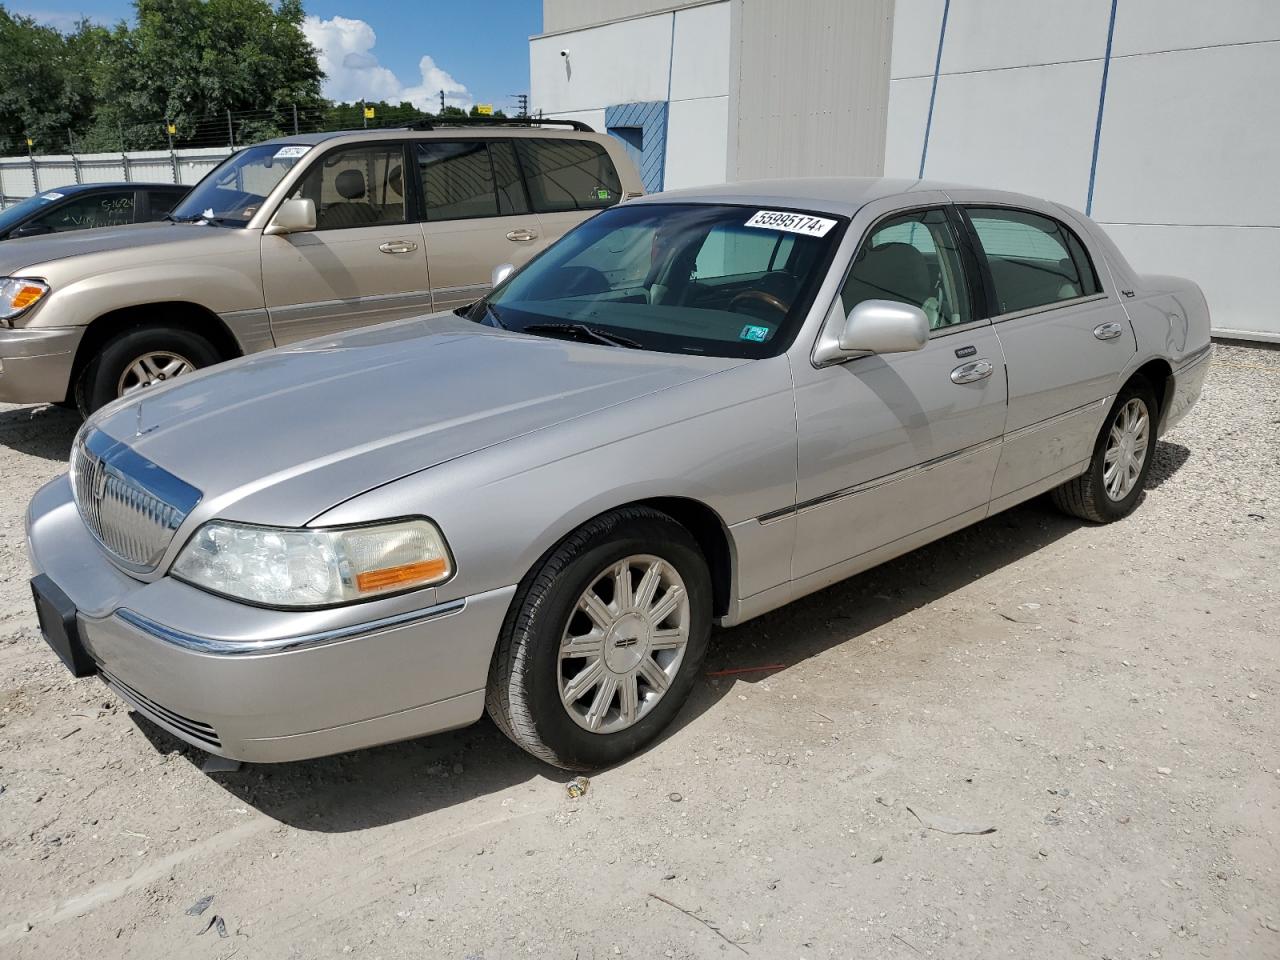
top-left (90, 315), bottom-right (743, 526)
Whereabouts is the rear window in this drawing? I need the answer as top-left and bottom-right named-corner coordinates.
top-left (514, 138), bottom-right (622, 213)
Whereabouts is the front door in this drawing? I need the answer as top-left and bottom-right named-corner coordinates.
top-left (416, 140), bottom-right (547, 312)
top-left (790, 205), bottom-right (1008, 582)
top-left (955, 201), bottom-right (1137, 504)
top-left (262, 141), bottom-right (434, 345)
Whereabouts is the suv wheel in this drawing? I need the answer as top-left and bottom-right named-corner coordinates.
top-left (486, 507), bottom-right (712, 770)
top-left (76, 325), bottom-right (220, 415)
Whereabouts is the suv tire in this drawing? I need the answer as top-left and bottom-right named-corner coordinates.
top-left (76, 325), bottom-right (221, 416)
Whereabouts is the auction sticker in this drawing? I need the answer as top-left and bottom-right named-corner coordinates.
top-left (273, 145), bottom-right (310, 160)
top-left (744, 210), bottom-right (837, 237)
top-left (40, 192), bottom-right (64, 201)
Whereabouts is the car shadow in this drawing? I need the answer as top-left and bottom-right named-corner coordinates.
top-left (1146, 440), bottom-right (1190, 489)
top-left (143, 492), bottom-right (1096, 834)
top-left (0, 403), bottom-right (79, 460)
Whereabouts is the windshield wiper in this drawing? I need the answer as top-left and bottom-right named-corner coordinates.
top-left (164, 213), bottom-right (230, 225)
top-left (520, 322), bottom-right (641, 349)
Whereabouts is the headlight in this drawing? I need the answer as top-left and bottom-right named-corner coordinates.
top-left (172, 518), bottom-right (454, 608)
top-left (0, 277), bottom-right (50, 322)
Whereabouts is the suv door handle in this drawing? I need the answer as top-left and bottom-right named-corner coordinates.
top-left (506, 228), bottom-right (538, 242)
top-left (951, 359), bottom-right (994, 384)
top-left (1093, 321), bottom-right (1124, 340)
top-left (378, 240), bottom-right (418, 255)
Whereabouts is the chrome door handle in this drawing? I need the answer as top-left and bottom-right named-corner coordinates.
top-left (951, 358), bottom-right (994, 384)
top-left (506, 228), bottom-right (538, 242)
top-left (1093, 321), bottom-right (1124, 340)
top-left (378, 240), bottom-right (418, 254)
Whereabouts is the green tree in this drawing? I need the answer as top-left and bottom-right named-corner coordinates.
top-left (0, 8), bottom-right (102, 153)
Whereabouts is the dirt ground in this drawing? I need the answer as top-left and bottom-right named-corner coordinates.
top-left (0, 344), bottom-right (1276, 960)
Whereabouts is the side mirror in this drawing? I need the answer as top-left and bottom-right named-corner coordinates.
top-left (263, 197), bottom-right (316, 236)
top-left (840, 299), bottom-right (928, 354)
top-left (491, 262), bottom-right (515, 288)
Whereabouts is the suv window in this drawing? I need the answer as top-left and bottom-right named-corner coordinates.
top-left (32, 191), bottom-right (135, 232)
top-left (840, 207), bottom-right (973, 330)
top-left (292, 144), bottom-right (406, 230)
top-left (417, 140), bottom-right (529, 221)
top-left (514, 139), bottom-right (622, 213)
top-left (966, 207), bottom-right (1100, 315)
top-left (145, 189), bottom-right (186, 221)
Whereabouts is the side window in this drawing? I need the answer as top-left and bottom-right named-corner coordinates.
top-left (840, 207), bottom-right (974, 330)
top-left (514, 138), bottom-right (622, 213)
top-left (144, 190), bottom-right (185, 221)
top-left (966, 207), bottom-right (1100, 315)
top-left (693, 226), bottom-right (795, 280)
top-left (291, 144), bottom-right (406, 230)
top-left (32, 191), bottom-right (135, 232)
top-left (417, 140), bottom-right (530, 220)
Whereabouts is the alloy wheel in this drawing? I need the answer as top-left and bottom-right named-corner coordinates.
top-left (558, 554), bottom-right (691, 734)
top-left (1103, 396), bottom-right (1149, 501)
top-left (117, 351), bottom-right (195, 397)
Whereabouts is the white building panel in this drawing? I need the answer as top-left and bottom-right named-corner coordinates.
top-left (922, 60), bottom-right (1103, 207)
top-left (670, 2), bottom-right (731, 101)
top-left (531, 15), bottom-right (674, 115)
top-left (664, 96), bottom-right (730, 189)
top-left (939, 0), bottom-right (1111, 73)
top-left (890, 0), bottom-right (946, 79)
top-left (1111, 0), bottom-right (1280, 56)
top-left (1104, 223), bottom-right (1280, 341)
top-left (883, 76), bottom-right (932, 177)
top-left (1092, 42), bottom-right (1280, 227)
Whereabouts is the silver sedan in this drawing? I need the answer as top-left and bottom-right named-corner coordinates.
top-left (26, 178), bottom-right (1212, 769)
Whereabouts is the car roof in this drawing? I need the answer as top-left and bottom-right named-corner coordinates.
top-left (39, 181), bottom-right (186, 195)
top-left (260, 125), bottom-right (607, 148)
top-left (628, 177), bottom-right (981, 217)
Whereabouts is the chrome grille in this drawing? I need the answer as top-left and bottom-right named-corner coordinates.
top-left (71, 429), bottom-right (202, 572)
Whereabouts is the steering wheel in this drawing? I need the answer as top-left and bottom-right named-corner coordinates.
top-left (729, 289), bottom-right (791, 318)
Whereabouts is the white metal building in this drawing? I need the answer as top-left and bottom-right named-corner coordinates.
top-left (532, 0), bottom-right (1280, 341)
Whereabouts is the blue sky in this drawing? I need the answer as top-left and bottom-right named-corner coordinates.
top-left (13, 1), bottom-right (542, 111)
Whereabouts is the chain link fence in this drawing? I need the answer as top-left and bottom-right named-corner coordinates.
top-left (0, 103), bottom-right (442, 207)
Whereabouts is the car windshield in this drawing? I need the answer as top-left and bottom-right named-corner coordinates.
top-left (0, 192), bottom-right (60, 233)
top-left (168, 143), bottom-right (311, 225)
top-left (477, 202), bottom-right (845, 358)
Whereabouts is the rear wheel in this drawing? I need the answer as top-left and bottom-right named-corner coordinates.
top-left (486, 507), bottom-right (712, 770)
top-left (1051, 377), bottom-right (1158, 523)
top-left (76, 324), bottom-right (221, 415)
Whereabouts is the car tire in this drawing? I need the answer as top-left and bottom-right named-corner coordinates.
top-left (76, 325), bottom-right (221, 416)
top-left (1050, 376), bottom-right (1159, 523)
top-left (486, 506), bottom-right (713, 770)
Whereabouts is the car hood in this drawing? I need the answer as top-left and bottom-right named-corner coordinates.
top-left (0, 222), bottom-right (240, 275)
top-left (90, 314), bottom-right (745, 526)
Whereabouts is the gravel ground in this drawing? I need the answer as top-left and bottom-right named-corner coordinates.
top-left (0, 343), bottom-right (1276, 959)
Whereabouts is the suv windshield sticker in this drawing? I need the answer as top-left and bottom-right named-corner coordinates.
top-left (272, 145), bottom-right (310, 160)
top-left (744, 210), bottom-right (837, 237)
top-left (739, 324), bottom-right (771, 343)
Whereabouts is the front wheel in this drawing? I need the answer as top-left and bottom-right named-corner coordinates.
top-left (486, 507), bottom-right (713, 770)
top-left (1051, 377), bottom-right (1158, 523)
top-left (76, 324), bottom-right (221, 415)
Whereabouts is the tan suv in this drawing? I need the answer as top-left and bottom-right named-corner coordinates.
top-left (0, 121), bottom-right (643, 413)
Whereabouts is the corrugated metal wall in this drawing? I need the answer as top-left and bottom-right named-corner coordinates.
top-left (729, 0), bottom-right (894, 181)
top-left (0, 148), bottom-right (232, 208)
top-left (542, 0), bottom-right (712, 34)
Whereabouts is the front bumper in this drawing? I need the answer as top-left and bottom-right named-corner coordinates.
top-left (0, 326), bottom-right (83, 404)
top-left (26, 475), bottom-right (515, 762)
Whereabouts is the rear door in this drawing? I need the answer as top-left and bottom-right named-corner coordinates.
top-left (416, 139), bottom-right (547, 311)
top-left (262, 141), bottom-right (434, 344)
top-left (514, 137), bottom-right (625, 245)
top-left (954, 199), bottom-right (1136, 506)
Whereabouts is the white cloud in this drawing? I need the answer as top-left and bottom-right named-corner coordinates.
top-left (302, 15), bottom-right (473, 112)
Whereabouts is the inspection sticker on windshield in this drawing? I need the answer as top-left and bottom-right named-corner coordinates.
top-left (740, 324), bottom-right (771, 343)
top-left (744, 210), bottom-right (836, 237)
top-left (272, 145), bottom-right (310, 160)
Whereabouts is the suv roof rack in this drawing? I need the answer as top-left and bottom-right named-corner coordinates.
top-left (403, 117), bottom-right (595, 133)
